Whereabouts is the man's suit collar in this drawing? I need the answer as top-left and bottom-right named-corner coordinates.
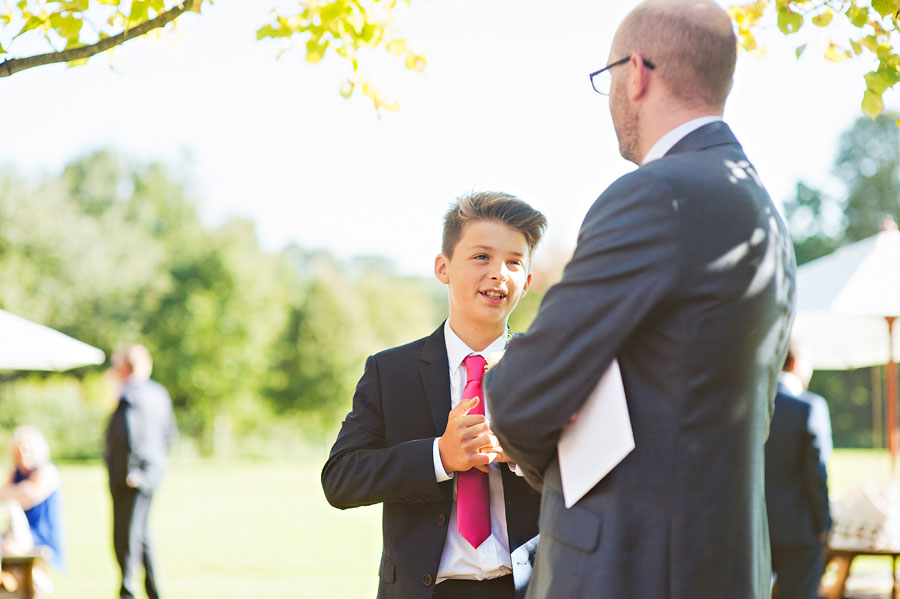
top-left (664, 120), bottom-right (741, 158)
top-left (419, 323), bottom-right (452, 435)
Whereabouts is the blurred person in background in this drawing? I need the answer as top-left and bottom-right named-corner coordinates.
top-left (106, 344), bottom-right (177, 599)
top-left (0, 425), bottom-right (65, 594)
top-left (765, 339), bottom-right (833, 599)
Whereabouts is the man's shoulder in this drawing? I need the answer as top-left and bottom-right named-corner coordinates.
top-left (774, 389), bottom-right (812, 417)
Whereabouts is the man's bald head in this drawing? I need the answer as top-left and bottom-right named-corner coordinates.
top-left (613, 0), bottom-right (737, 110)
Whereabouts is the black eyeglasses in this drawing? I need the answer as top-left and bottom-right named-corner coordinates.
top-left (589, 56), bottom-right (656, 95)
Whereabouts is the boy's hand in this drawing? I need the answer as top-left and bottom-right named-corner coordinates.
top-left (438, 397), bottom-right (497, 474)
top-left (484, 350), bottom-right (505, 372)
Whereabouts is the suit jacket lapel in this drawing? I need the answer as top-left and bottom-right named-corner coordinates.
top-left (420, 323), bottom-right (452, 435)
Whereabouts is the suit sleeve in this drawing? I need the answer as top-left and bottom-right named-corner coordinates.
top-left (486, 172), bottom-right (680, 486)
top-left (803, 398), bottom-right (832, 535)
top-left (122, 398), bottom-right (144, 483)
top-left (322, 355), bottom-right (447, 509)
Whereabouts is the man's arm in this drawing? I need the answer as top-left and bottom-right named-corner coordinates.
top-left (486, 173), bottom-right (680, 486)
top-left (322, 355), bottom-right (447, 509)
top-left (803, 398), bottom-right (832, 537)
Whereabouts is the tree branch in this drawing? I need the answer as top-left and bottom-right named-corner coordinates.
top-left (1, 0), bottom-right (198, 78)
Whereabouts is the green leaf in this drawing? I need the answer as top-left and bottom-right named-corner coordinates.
top-left (866, 70), bottom-right (890, 94)
top-left (825, 43), bottom-right (850, 62)
top-left (129, 0), bottom-right (148, 23)
top-left (850, 39), bottom-right (862, 55)
top-left (0, 41), bottom-right (5, 54)
top-left (16, 15), bottom-right (45, 38)
top-left (795, 43), bottom-right (807, 59)
top-left (777, 8), bottom-right (802, 34)
top-left (305, 37), bottom-right (328, 63)
top-left (386, 38), bottom-right (407, 56)
top-left (811, 9), bottom-right (833, 27)
top-left (55, 14), bottom-right (82, 41)
top-left (871, 0), bottom-right (900, 18)
top-left (860, 35), bottom-right (879, 52)
top-left (66, 56), bottom-right (89, 68)
top-left (862, 89), bottom-right (885, 119)
top-left (847, 5), bottom-right (869, 28)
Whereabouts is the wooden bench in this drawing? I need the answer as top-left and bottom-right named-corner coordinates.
top-left (821, 547), bottom-right (900, 599)
top-left (0, 555), bottom-right (37, 599)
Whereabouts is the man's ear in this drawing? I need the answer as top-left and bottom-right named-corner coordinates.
top-left (435, 254), bottom-right (450, 284)
top-left (630, 53), bottom-right (651, 100)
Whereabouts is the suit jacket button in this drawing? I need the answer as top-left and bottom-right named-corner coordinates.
top-left (436, 514), bottom-right (446, 526)
top-left (423, 574), bottom-right (434, 586)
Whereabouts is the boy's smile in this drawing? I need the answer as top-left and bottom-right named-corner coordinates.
top-left (435, 219), bottom-right (532, 350)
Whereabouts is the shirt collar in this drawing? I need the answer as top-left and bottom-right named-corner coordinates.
top-left (778, 371), bottom-right (804, 396)
top-left (641, 115), bottom-right (723, 165)
top-left (444, 320), bottom-right (508, 374)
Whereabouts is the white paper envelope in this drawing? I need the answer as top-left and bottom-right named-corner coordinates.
top-left (557, 359), bottom-right (634, 508)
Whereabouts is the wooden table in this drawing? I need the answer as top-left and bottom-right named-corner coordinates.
top-left (821, 547), bottom-right (900, 599)
top-left (0, 555), bottom-right (37, 599)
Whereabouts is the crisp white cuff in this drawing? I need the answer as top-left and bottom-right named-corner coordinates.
top-left (433, 437), bottom-right (454, 482)
top-left (510, 463), bottom-right (524, 477)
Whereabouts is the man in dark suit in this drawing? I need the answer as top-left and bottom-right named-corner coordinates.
top-left (485, 1), bottom-right (797, 598)
top-left (766, 342), bottom-right (832, 599)
top-left (105, 344), bottom-right (177, 599)
top-left (322, 192), bottom-right (545, 599)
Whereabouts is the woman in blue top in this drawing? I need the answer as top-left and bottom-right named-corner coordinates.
top-left (0, 425), bottom-right (65, 573)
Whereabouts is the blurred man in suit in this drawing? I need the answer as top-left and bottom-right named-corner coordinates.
top-left (106, 344), bottom-right (177, 599)
top-left (766, 340), bottom-right (832, 599)
top-left (485, 1), bottom-right (796, 597)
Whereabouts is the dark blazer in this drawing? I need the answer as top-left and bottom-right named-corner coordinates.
top-left (486, 122), bottom-right (796, 599)
top-left (105, 378), bottom-right (177, 493)
top-left (766, 382), bottom-right (832, 546)
top-left (322, 325), bottom-right (541, 599)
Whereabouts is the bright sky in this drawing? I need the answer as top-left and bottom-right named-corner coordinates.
top-left (3, 0), bottom-right (898, 277)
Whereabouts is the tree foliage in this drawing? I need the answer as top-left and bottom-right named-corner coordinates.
top-left (783, 111), bottom-right (900, 263)
top-left (0, 150), bottom-right (445, 455)
top-left (729, 0), bottom-right (900, 119)
top-left (0, 0), bottom-right (423, 111)
top-left (781, 112), bottom-right (900, 448)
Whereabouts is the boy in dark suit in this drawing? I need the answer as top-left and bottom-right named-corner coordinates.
top-left (322, 191), bottom-right (546, 599)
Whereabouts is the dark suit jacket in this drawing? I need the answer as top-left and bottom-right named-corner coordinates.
top-left (486, 122), bottom-right (796, 599)
top-left (322, 325), bottom-right (541, 599)
top-left (766, 382), bottom-right (832, 547)
top-left (105, 378), bottom-right (177, 494)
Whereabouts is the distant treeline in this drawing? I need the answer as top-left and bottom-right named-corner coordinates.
top-left (0, 150), bottom-right (458, 457)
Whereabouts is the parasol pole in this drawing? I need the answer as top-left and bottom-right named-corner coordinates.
top-left (887, 316), bottom-right (898, 468)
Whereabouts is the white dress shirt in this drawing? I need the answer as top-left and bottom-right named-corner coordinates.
top-left (641, 115), bottom-right (723, 165)
top-left (432, 320), bottom-right (513, 582)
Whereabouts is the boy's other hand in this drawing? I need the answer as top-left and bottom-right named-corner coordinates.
top-left (438, 396), bottom-right (495, 474)
top-left (484, 350), bottom-right (505, 372)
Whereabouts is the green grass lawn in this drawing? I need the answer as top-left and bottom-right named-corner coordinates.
top-left (47, 448), bottom-right (896, 598)
top-left (55, 455), bottom-right (382, 599)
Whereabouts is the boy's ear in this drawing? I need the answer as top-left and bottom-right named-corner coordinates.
top-left (522, 272), bottom-right (532, 296)
top-left (434, 254), bottom-right (450, 284)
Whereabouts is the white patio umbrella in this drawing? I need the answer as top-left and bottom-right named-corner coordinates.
top-left (792, 224), bottom-right (900, 460)
top-left (0, 308), bottom-right (105, 371)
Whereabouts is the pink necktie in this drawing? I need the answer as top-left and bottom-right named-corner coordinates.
top-left (457, 354), bottom-right (491, 548)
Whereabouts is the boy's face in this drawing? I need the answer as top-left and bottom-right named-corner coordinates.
top-left (435, 219), bottom-right (532, 334)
